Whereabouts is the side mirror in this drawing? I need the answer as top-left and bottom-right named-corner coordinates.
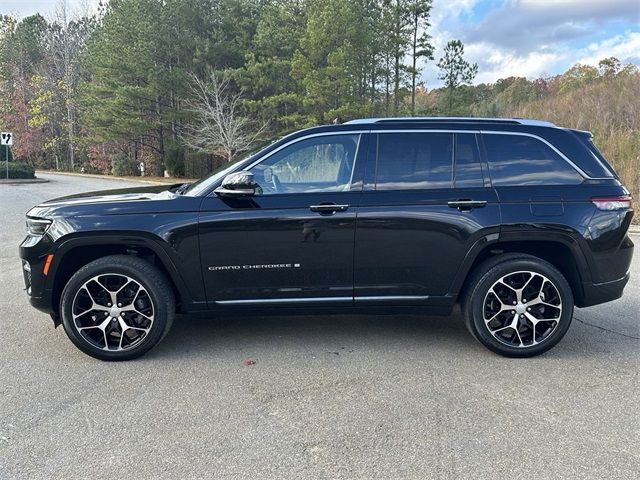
top-left (214, 171), bottom-right (256, 197)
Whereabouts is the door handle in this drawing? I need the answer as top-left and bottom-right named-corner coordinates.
top-left (447, 200), bottom-right (487, 211)
top-left (309, 204), bottom-right (350, 214)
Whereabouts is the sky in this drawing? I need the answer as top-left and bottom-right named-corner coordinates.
top-left (3, 0), bottom-right (640, 87)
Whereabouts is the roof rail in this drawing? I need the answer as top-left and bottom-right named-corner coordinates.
top-left (343, 117), bottom-right (557, 127)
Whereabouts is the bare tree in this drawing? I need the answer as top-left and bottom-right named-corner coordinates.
top-left (48, 0), bottom-right (90, 170)
top-left (182, 70), bottom-right (268, 162)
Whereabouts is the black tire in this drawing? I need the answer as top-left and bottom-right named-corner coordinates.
top-left (60, 255), bottom-right (175, 361)
top-left (462, 254), bottom-right (574, 358)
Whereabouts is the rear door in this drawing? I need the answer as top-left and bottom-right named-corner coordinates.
top-left (198, 132), bottom-right (367, 306)
top-left (353, 130), bottom-right (501, 305)
top-left (480, 131), bottom-right (588, 231)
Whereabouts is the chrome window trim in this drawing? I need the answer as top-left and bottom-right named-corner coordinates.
top-left (208, 128), bottom-right (610, 196)
top-left (480, 130), bottom-right (611, 180)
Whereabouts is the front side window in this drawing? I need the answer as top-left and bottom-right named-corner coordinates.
top-left (249, 134), bottom-right (360, 195)
top-left (375, 133), bottom-right (453, 190)
top-left (484, 134), bottom-right (583, 186)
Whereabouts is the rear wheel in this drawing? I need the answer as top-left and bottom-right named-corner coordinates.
top-left (463, 254), bottom-right (574, 357)
top-left (60, 255), bottom-right (175, 361)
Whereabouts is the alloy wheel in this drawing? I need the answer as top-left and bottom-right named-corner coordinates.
top-left (483, 270), bottom-right (562, 348)
top-left (71, 274), bottom-right (155, 351)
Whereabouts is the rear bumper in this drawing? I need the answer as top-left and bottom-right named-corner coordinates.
top-left (580, 271), bottom-right (630, 307)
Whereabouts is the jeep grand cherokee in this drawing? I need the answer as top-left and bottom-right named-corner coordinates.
top-left (20, 117), bottom-right (634, 360)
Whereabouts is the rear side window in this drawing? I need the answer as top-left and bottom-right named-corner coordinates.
top-left (375, 133), bottom-right (453, 190)
top-left (580, 136), bottom-right (616, 178)
top-left (483, 134), bottom-right (583, 186)
top-left (454, 133), bottom-right (483, 188)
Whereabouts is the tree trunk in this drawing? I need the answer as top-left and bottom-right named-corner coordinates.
top-left (411, 16), bottom-right (418, 116)
top-left (67, 92), bottom-right (74, 170)
top-left (393, 0), bottom-right (401, 114)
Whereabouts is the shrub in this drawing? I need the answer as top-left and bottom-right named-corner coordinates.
top-left (0, 161), bottom-right (35, 179)
top-left (110, 153), bottom-right (139, 176)
top-left (164, 141), bottom-right (185, 177)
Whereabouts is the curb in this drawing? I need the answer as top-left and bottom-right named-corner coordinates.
top-left (0, 178), bottom-right (50, 185)
top-left (35, 170), bottom-right (178, 186)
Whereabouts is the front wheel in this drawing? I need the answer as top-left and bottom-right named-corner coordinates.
top-left (463, 254), bottom-right (574, 358)
top-left (60, 255), bottom-right (175, 361)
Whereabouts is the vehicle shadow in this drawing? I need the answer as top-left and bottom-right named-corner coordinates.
top-left (148, 311), bottom-right (479, 361)
top-left (147, 309), bottom-right (639, 361)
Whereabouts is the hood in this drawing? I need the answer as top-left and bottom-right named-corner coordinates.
top-left (44, 184), bottom-right (175, 204)
top-left (26, 184), bottom-right (198, 218)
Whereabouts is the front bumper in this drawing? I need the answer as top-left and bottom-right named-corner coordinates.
top-left (20, 234), bottom-right (56, 316)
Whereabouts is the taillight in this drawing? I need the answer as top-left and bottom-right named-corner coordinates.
top-left (591, 195), bottom-right (632, 211)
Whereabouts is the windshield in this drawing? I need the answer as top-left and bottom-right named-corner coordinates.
top-left (183, 143), bottom-right (273, 196)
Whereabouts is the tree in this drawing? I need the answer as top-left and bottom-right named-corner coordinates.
top-left (231, 0), bottom-right (308, 130)
top-left (181, 70), bottom-right (268, 162)
top-left (0, 14), bottom-right (48, 164)
top-left (597, 57), bottom-right (621, 77)
top-left (382, 0), bottom-right (411, 115)
top-left (436, 39), bottom-right (478, 110)
top-left (407, 0), bottom-right (433, 115)
top-left (47, 0), bottom-right (93, 170)
top-left (557, 63), bottom-right (598, 92)
top-left (82, 0), bottom-right (167, 167)
top-left (291, 0), bottom-right (374, 123)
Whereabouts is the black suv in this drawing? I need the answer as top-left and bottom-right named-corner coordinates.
top-left (20, 117), bottom-right (634, 360)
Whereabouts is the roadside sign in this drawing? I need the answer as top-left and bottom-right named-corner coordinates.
top-left (1, 132), bottom-right (13, 146)
top-left (2, 132), bottom-right (13, 179)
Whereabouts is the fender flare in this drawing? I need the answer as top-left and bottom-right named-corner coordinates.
top-left (46, 231), bottom-right (195, 307)
top-left (449, 229), bottom-right (593, 297)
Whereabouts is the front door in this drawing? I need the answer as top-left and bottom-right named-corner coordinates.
top-left (199, 132), bottom-right (366, 306)
top-left (354, 130), bottom-right (501, 305)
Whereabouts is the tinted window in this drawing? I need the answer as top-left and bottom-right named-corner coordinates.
top-left (376, 133), bottom-right (453, 190)
top-left (454, 133), bottom-right (483, 188)
top-left (250, 134), bottom-right (359, 194)
top-left (484, 134), bottom-right (583, 186)
top-left (581, 136), bottom-right (615, 178)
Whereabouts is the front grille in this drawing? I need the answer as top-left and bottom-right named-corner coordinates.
top-left (22, 261), bottom-right (32, 295)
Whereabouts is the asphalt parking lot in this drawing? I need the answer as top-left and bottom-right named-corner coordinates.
top-left (1, 172), bottom-right (638, 479)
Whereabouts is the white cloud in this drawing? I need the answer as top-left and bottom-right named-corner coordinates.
top-left (2, 0), bottom-right (99, 20)
top-left (466, 0), bottom-right (639, 52)
top-left (577, 31), bottom-right (640, 65)
top-left (420, 0), bottom-right (640, 87)
top-left (467, 44), bottom-right (564, 83)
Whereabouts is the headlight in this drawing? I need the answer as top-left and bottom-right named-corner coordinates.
top-left (26, 217), bottom-right (52, 236)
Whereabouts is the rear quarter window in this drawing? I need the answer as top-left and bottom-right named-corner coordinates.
top-left (483, 133), bottom-right (583, 186)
